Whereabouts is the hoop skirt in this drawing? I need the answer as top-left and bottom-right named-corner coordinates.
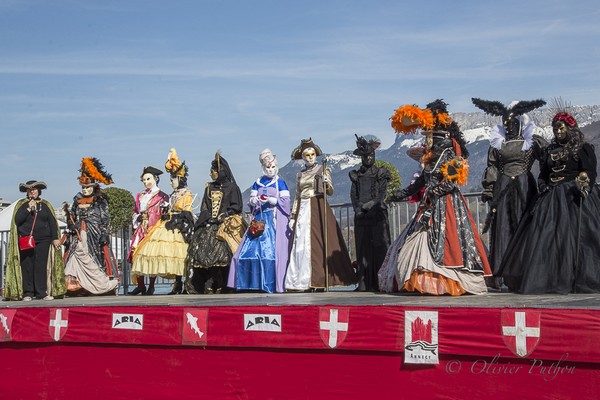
top-left (501, 182), bottom-right (600, 294)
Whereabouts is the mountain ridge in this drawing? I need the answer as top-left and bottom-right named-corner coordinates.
top-left (244, 106), bottom-right (600, 205)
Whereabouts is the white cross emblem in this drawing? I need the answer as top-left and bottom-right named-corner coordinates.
top-left (49, 309), bottom-right (69, 342)
top-left (319, 308), bottom-right (348, 348)
top-left (502, 311), bottom-right (540, 357)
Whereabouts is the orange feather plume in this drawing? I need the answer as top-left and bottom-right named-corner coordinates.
top-left (390, 104), bottom-right (435, 134)
top-left (79, 157), bottom-right (113, 185)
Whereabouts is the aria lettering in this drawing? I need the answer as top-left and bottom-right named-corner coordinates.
top-left (246, 316), bottom-right (281, 329)
top-left (113, 316), bottom-right (142, 326)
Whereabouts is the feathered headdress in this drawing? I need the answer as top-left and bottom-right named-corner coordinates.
top-left (391, 100), bottom-right (469, 158)
top-left (390, 100), bottom-right (454, 135)
top-left (165, 148), bottom-right (188, 178)
top-left (550, 97), bottom-right (578, 127)
top-left (472, 98), bottom-right (546, 120)
top-left (353, 134), bottom-right (381, 156)
top-left (78, 157), bottom-right (113, 186)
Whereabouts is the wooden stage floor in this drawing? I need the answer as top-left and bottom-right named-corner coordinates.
top-left (4, 290), bottom-right (600, 309)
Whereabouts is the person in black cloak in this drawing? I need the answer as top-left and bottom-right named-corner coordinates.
top-left (185, 152), bottom-right (243, 294)
top-left (471, 98), bottom-right (547, 288)
top-left (349, 134), bottom-right (391, 291)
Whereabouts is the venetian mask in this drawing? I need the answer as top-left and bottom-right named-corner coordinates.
top-left (81, 185), bottom-right (95, 196)
top-left (425, 133), bottom-right (434, 150)
top-left (302, 148), bottom-right (317, 167)
top-left (170, 176), bottom-right (179, 190)
top-left (361, 153), bottom-right (375, 168)
top-left (210, 167), bottom-right (219, 181)
top-left (503, 115), bottom-right (521, 139)
top-left (142, 173), bottom-right (157, 189)
top-left (262, 160), bottom-right (278, 177)
top-left (553, 120), bottom-right (568, 143)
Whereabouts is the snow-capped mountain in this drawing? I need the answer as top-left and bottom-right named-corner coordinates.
top-left (245, 105), bottom-right (600, 205)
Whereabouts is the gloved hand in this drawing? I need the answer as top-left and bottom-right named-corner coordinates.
top-left (249, 196), bottom-right (259, 206)
top-left (481, 192), bottom-right (493, 203)
top-left (389, 189), bottom-right (408, 203)
top-left (288, 219), bottom-right (295, 230)
top-left (267, 197), bottom-right (277, 205)
top-left (99, 234), bottom-right (109, 246)
top-left (361, 200), bottom-right (375, 211)
top-left (207, 217), bottom-right (219, 225)
top-left (354, 207), bottom-right (364, 218)
top-left (217, 213), bottom-right (229, 223)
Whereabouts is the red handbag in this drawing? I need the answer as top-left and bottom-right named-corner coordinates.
top-left (248, 206), bottom-right (265, 238)
top-left (18, 211), bottom-right (37, 251)
top-left (248, 219), bottom-right (265, 238)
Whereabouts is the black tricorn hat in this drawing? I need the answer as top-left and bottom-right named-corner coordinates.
top-left (19, 180), bottom-right (47, 192)
top-left (291, 138), bottom-right (323, 160)
top-left (141, 166), bottom-right (163, 177)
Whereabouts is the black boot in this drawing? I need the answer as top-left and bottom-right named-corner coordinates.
top-left (168, 280), bottom-right (183, 295)
top-left (128, 286), bottom-right (146, 295)
top-left (144, 276), bottom-right (156, 295)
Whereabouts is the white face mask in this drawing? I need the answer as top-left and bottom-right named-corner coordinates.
top-left (142, 173), bottom-right (157, 189)
top-left (81, 185), bottom-right (95, 196)
top-left (170, 176), bottom-right (179, 190)
top-left (263, 161), bottom-right (278, 177)
top-left (302, 148), bottom-right (316, 167)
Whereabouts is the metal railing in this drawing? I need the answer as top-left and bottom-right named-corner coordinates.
top-left (0, 191), bottom-right (490, 295)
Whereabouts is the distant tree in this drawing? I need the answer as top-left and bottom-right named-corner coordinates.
top-left (103, 187), bottom-right (135, 234)
top-left (375, 160), bottom-right (402, 202)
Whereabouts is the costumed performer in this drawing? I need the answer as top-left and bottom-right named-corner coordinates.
top-left (127, 166), bottom-right (170, 295)
top-left (64, 158), bottom-right (119, 295)
top-left (284, 138), bottom-right (357, 291)
top-left (4, 180), bottom-right (65, 301)
top-left (500, 104), bottom-right (600, 294)
top-left (186, 152), bottom-right (244, 294)
top-left (228, 149), bottom-right (291, 293)
top-left (378, 100), bottom-right (491, 295)
top-left (472, 98), bottom-right (547, 288)
top-left (349, 134), bottom-right (391, 291)
top-left (131, 148), bottom-right (195, 295)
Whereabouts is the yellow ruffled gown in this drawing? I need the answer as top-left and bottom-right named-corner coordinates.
top-left (131, 188), bottom-right (194, 279)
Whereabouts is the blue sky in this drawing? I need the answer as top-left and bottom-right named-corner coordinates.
top-left (1, 0), bottom-right (599, 206)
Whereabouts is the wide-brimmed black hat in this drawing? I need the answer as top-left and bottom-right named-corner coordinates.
top-left (19, 180), bottom-right (47, 192)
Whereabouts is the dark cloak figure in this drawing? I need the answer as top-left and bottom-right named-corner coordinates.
top-left (185, 153), bottom-right (243, 294)
top-left (472, 98), bottom-right (547, 284)
top-left (349, 134), bottom-right (391, 291)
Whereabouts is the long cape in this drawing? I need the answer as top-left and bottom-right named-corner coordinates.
top-left (4, 198), bottom-right (66, 300)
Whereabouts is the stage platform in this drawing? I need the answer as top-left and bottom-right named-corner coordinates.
top-left (2, 292), bottom-right (600, 399)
